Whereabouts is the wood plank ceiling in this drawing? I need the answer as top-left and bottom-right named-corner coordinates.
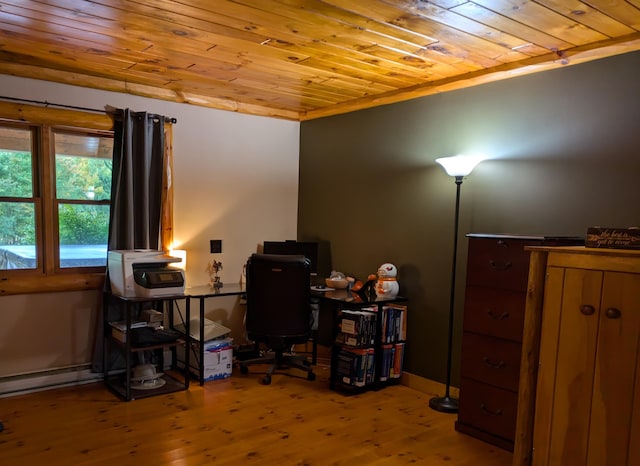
top-left (0, 0), bottom-right (639, 121)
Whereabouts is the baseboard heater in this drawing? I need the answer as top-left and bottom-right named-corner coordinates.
top-left (0, 364), bottom-right (103, 398)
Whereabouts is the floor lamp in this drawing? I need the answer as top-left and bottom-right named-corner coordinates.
top-left (429, 154), bottom-right (486, 413)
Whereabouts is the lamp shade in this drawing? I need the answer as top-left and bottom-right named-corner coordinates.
top-left (169, 249), bottom-right (187, 270)
top-left (435, 155), bottom-right (486, 177)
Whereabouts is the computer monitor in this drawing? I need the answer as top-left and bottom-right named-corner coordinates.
top-left (263, 240), bottom-right (319, 275)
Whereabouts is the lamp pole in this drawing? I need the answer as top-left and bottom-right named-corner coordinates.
top-left (430, 154), bottom-right (486, 413)
top-left (429, 175), bottom-right (463, 413)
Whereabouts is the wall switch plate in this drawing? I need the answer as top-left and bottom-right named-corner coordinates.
top-left (210, 239), bottom-right (222, 254)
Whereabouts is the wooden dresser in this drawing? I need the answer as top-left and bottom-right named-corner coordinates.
top-left (513, 246), bottom-right (640, 466)
top-left (455, 234), bottom-right (583, 451)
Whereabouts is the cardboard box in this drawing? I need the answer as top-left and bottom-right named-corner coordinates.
top-left (109, 320), bottom-right (147, 343)
top-left (174, 317), bottom-right (231, 342)
top-left (177, 337), bottom-right (233, 381)
top-left (111, 327), bottom-right (127, 343)
top-left (141, 308), bottom-right (163, 323)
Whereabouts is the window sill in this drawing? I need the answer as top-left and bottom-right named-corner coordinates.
top-left (0, 272), bottom-right (105, 296)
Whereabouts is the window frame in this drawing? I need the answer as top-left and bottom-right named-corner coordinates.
top-left (0, 102), bottom-right (114, 295)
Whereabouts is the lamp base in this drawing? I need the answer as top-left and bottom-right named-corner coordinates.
top-left (429, 395), bottom-right (459, 413)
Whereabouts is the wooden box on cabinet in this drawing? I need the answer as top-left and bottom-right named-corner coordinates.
top-left (512, 246), bottom-right (640, 466)
top-left (455, 234), bottom-right (583, 451)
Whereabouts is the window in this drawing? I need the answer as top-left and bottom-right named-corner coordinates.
top-left (54, 130), bottom-right (113, 268)
top-left (0, 126), bottom-right (35, 269)
top-left (0, 103), bottom-right (115, 294)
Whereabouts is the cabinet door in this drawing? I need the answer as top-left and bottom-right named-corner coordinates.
top-left (587, 272), bottom-right (640, 466)
top-left (533, 267), bottom-right (602, 466)
top-left (533, 269), bottom-right (640, 466)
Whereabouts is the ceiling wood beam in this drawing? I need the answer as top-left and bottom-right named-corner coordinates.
top-left (300, 33), bottom-right (640, 121)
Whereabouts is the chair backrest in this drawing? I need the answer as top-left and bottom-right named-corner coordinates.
top-left (245, 253), bottom-right (311, 345)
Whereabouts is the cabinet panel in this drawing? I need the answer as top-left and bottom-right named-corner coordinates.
top-left (628, 352), bottom-right (640, 466)
top-left (587, 272), bottom-right (640, 466)
top-left (460, 332), bottom-right (521, 391)
top-left (464, 286), bottom-right (526, 342)
top-left (457, 377), bottom-right (518, 442)
top-left (530, 266), bottom-right (565, 466)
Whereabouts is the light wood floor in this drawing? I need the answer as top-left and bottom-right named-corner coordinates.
top-left (0, 357), bottom-right (512, 466)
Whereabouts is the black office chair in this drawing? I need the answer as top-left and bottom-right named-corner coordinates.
top-left (239, 253), bottom-right (316, 385)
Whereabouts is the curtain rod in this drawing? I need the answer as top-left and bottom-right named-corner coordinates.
top-left (0, 95), bottom-right (178, 124)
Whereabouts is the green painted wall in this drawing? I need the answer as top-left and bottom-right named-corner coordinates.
top-left (298, 51), bottom-right (640, 385)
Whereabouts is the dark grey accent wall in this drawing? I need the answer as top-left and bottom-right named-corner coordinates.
top-left (298, 51), bottom-right (640, 385)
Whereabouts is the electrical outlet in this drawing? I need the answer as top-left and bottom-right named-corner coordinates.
top-left (210, 239), bottom-right (222, 254)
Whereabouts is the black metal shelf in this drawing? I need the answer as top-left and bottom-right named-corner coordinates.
top-left (103, 292), bottom-right (190, 401)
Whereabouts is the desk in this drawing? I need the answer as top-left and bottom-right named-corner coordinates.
top-left (311, 287), bottom-right (405, 306)
top-left (184, 284), bottom-right (322, 385)
top-left (184, 284), bottom-right (246, 385)
top-left (183, 285), bottom-right (404, 387)
top-left (311, 288), bottom-right (407, 392)
top-left (311, 288), bottom-right (406, 330)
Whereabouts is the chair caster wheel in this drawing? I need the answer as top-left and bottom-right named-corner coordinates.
top-left (240, 365), bottom-right (248, 375)
top-left (307, 372), bottom-right (316, 381)
top-left (261, 375), bottom-right (271, 385)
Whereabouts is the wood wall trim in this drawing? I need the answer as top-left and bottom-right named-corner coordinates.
top-left (401, 371), bottom-right (460, 399)
top-left (0, 101), bottom-right (114, 130)
top-left (0, 273), bottom-right (105, 296)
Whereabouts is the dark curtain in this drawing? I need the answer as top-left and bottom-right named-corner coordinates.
top-left (92, 109), bottom-right (167, 372)
top-left (108, 109), bottom-right (166, 250)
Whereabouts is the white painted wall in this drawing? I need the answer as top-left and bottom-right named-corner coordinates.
top-left (0, 75), bottom-right (300, 378)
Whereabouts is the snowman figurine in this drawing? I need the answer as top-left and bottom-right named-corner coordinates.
top-left (375, 263), bottom-right (399, 298)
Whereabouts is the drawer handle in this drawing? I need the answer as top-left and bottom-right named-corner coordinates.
top-left (487, 310), bottom-right (509, 320)
top-left (580, 304), bottom-right (596, 316)
top-left (482, 357), bottom-right (506, 369)
top-left (488, 260), bottom-right (512, 271)
top-left (480, 403), bottom-right (503, 416)
top-left (606, 307), bottom-right (621, 319)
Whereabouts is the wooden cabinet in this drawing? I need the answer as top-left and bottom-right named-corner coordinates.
top-left (513, 247), bottom-right (640, 466)
top-left (456, 234), bottom-right (583, 451)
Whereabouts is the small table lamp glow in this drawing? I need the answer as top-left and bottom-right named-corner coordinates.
top-left (169, 249), bottom-right (187, 270)
top-left (430, 154), bottom-right (486, 414)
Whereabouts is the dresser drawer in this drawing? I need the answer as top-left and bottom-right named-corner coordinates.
top-left (463, 286), bottom-right (526, 342)
top-left (465, 237), bottom-right (535, 291)
top-left (460, 332), bottom-right (521, 391)
top-left (457, 377), bottom-right (518, 443)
